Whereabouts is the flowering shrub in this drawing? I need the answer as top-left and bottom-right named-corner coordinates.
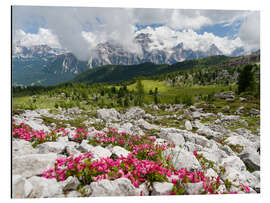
top-left (89, 128), bottom-right (173, 164)
top-left (12, 123), bottom-right (69, 147)
top-left (72, 128), bottom-right (88, 143)
top-left (12, 122), bottom-right (251, 195)
top-left (43, 153), bottom-right (170, 187)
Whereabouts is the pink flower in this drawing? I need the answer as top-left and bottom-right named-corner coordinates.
top-left (172, 179), bottom-right (178, 185)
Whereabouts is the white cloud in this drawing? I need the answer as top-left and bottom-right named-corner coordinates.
top-left (136, 26), bottom-right (244, 55)
top-left (238, 11), bottom-right (260, 51)
top-left (14, 28), bottom-right (61, 48)
top-left (167, 10), bottom-right (212, 30)
top-left (12, 7), bottom-right (259, 58)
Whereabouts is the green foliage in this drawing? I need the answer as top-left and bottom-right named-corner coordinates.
top-left (154, 95), bottom-right (159, 105)
top-left (238, 65), bottom-right (256, 94)
top-left (124, 96), bottom-right (130, 107)
top-left (135, 79), bottom-right (145, 106)
top-left (229, 144), bottom-right (244, 153)
top-left (181, 94), bottom-right (194, 106)
top-left (174, 96), bottom-right (180, 104)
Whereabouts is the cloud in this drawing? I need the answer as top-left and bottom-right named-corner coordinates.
top-left (135, 26), bottom-right (244, 55)
top-left (12, 6), bottom-right (259, 59)
top-left (14, 28), bottom-right (61, 48)
top-left (238, 11), bottom-right (260, 51)
top-left (167, 10), bottom-right (212, 30)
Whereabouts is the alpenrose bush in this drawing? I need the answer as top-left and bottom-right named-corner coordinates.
top-left (89, 128), bottom-right (174, 164)
top-left (12, 122), bottom-right (69, 147)
top-left (12, 122), bottom-right (251, 195)
top-left (72, 128), bottom-right (88, 143)
top-left (42, 152), bottom-right (244, 195)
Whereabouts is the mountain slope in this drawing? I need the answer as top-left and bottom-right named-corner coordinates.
top-left (72, 51), bottom-right (260, 85)
top-left (12, 46), bottom-right (91, 86)
top-left (72, 55), bottom-right (231, 84)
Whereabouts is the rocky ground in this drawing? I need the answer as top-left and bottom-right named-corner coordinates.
top-left (12, 102), bottom-right (260, 198)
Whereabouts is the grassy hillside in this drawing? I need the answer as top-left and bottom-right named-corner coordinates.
top-left (72, 55), bottom-right (231, 84)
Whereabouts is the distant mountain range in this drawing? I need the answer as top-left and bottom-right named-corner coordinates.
top-left (12, 32), bottom-right (255, 86)
top-left (71, 51), bottom-right (260, 85)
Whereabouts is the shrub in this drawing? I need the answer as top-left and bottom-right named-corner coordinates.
top-left (238, 65), bottom-right (256, 94)
top-left (181, 94), bottom-right (194, 106)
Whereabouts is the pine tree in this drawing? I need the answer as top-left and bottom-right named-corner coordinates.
top-left (124, 96), bottom-right (130, 107)
top-left (238, 65), bottom-right (256, 94)
top-left (135, 79), bottom-right (145, 106)
top-left (154, 95), bottom-right (159, 104)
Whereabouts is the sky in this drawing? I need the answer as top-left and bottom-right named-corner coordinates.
top-left (12, 6), bottom-right (260, 60)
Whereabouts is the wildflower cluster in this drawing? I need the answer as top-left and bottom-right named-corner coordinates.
top-left (72, 128), bottom-right (88, 143)
top-left (12, 122), bottom-right (251, 195)
top-left (12, 122), bottom-right (69, 147)
top-left (89, 128), bottom-right (172, 163)
top-left (43, 153), bottom-right (171, 187)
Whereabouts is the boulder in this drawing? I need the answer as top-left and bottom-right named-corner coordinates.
top-left (12, 139), bottom-right (38, 157)
top-left (77, 140), bottom-right (94, 153)
top-left (118, 122), bottom-right (134, 134)
top-left (90, 178), bottom-right (139, 196)
top-left (12, 153), bottom-right (57, 178)
top-left (200, 113), bottom-right (215, 118)
top-left (225, 135), bottom-right (255, 151)
top-left (221, 156), bottom-right (246, 173)
top-left (199, 149), bottom-right (227, 165)
top-left (91, 146), bottom-right (112, 160)
top-left (136, 182), bottom-right (149, 196)
top-left (205, 168), bottom-right (218, 179)
top-left (239, 152), bottom-right (260, 171)
top-left (220, 115), bottom-right (240, 122)
top-left (28, 176), bottom-right (62, 198)
top-left (111, 146), bottom-right (130, 158)
top-left (250, 108), bottom-right (260, 116)
top-left (13, 110), bottom-right (50, 133)
top-left (214, 91), bottom-right (235, 100)
top-left (80, 185), bottom-right (92, 197)
top-left (152, 182), bottom-right (173, 195)
top-left (196, 125), bottom-right (215, 138)
top-left (124, 107), bottom-right (145, 120)
top-left (62, 176), bottom-right (80, 192)
top-left (240, 97), bottom-right (247, 102)
top-left (158, 128), bottom-right (185, 146)
top-left (143, 113), bottom-right (156, 120)
top-left (136, 119), bottom-right (159, 130)
top-left (252, 171), bottom-right (260, 180)
top-left (183, 142), bottom-right (204, 153)
top-left (185, 120), bottom-right (193, 131)
top-left (184, 132), bottom-right (217, 149)
top-left (12, 175), bottom-right (33, 198)
top-left (66, 191), bottom-right (82, 198)
top-left (57, 136), bottom-right (69, 143)
top-left (189, 105), bottom-right (197, 112)
top-left (191, 111), bottom-right (201, 120)
top-left (236, 106), bottom-right (245, 114)
top-left (185, 182), bottom-right (204, 195)
top-left (65, 145), bottom-right (82, 157)
top-left (36, 142), bottom-right (66, 154)
top-left (220, 156), bottom-right (258, 188)
top-left (65, 107), bottom-right (82, 115)
top-left (97, 108), bottom-right (120, 122)
top-left (163, 147), bottom-right (201, 171)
